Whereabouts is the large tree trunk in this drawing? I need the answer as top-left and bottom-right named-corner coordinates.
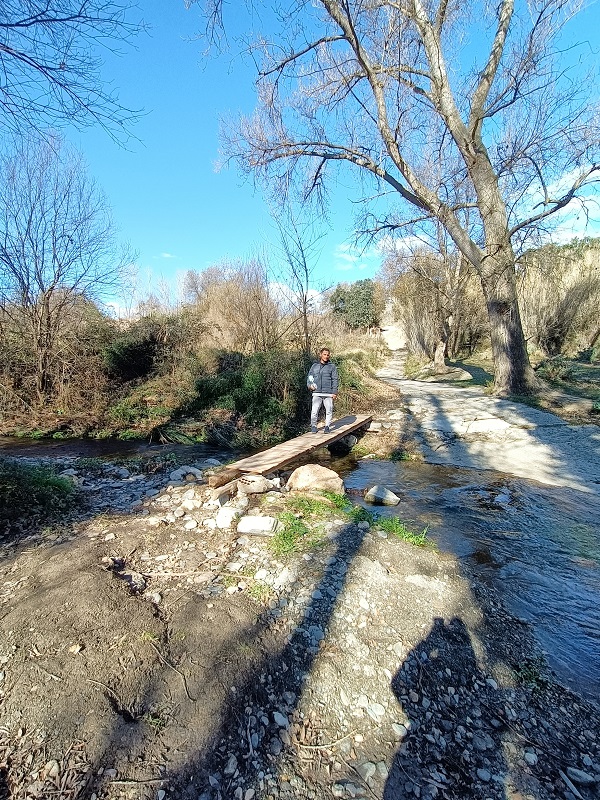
top-left (469, 155), bottom-right (538, 396)
top-left (480, 263), bottom-right (537, 396)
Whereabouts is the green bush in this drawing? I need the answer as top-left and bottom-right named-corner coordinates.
top-left (0, 459), bottom-right (74, 521)
top-left (536, 356), bottom-right (575, 382)
top-left (103, 334), bottom-right (157, 380)
top-left (190, 349), bottom-right (312, 439)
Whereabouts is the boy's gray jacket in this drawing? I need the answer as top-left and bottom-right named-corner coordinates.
top-left (307, 361), bottom-right (339, 394)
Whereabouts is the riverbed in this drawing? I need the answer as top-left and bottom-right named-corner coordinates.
top-left (2, 433), bottom-right (599, 702)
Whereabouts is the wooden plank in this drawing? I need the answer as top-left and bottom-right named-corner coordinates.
top-left (227, 414), bottom-right (372, 476)
top-left (208, 468), bottom-right (243, 488)
top-left (210, 479), bottom-right (239, 502)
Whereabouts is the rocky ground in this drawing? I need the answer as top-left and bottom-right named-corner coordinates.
top-left (1, 356), bottom-right (600, 800)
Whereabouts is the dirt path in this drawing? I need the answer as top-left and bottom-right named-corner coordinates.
top-left (375, 349), bottom-right (600, 495)
top-left (1, 359), bottom-right (600, 800)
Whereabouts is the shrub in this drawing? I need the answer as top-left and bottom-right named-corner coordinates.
top-left (189, 349), bottom-right (312, 441)
top-left (103, 334), bottom-right (157, 380)
top-left (0, 459), bottom-right (74, 522)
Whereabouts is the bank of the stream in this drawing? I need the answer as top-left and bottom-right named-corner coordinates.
top-left (0, 346), bottom-right (393, 450)
top-left (1, 450), bottom-right (600, 800)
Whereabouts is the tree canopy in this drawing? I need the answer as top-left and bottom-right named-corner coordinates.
top-left (329, 279), bottom-right (384, 331)
top-left (0, 0), bottom-right (141, 138)
top-left (194, 0), bottom-right (600, 395)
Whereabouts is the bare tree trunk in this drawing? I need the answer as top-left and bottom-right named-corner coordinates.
top-left (433, 339), bottom-right (447, 373)
top-left (480, 264), bottom-right (536, 396)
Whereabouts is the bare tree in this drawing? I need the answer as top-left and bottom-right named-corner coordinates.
top-left (274, 215), bottom-right (326, 355)
top-left (518, 238), bottom-right (600, 357)
top-left (0, 135), bottom-right (132, 403)
top-left (383, 246), bottom-right (487, 369)
top-left (194, 0), bottom-right (600, 395)
top-left (182, 258), bottom-right (283, 353)
top-left (0, 0), bottom-right (141, 137)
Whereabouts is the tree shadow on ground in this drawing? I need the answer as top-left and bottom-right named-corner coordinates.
top-left (157, 519), bottom-right (370, 798)
top-left (447, 360), bottom-right (494, 386)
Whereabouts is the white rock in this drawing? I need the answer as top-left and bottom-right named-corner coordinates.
top-left (237, 474), bottom-right (275, 494)
top-left (184, 519), bottom-right (198, 530)
top-left (286, 464), bottom-right (344, 494)
top-left (216, 506), bottom-right (242, 529)
top-left (364, 485), bottom-right (401, 505)
top-left (236, 516), bottom-right (279, 535)
top-left (181, 498), bottom-right (202, 511)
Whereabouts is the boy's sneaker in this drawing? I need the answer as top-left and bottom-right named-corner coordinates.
top-left (323, 426), bottom-right (330, 433)
top-left (311, 426), bottom-right (318, 433)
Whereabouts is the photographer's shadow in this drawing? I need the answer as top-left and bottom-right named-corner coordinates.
top-left (384, 617), bottom-right (508, 800)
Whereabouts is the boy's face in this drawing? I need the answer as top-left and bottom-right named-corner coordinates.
top-left (320, 349), bottom-right (330, 363)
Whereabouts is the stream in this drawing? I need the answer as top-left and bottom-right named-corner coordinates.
top-left (340, 457), bottom-right (600, 702)
top-left (2, 436), bottom-right (599, 701)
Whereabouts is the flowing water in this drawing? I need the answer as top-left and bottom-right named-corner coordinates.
top-left (340, 458), bottom-right (600, 701)
top-left (2, 436), bottom-right (599, 700)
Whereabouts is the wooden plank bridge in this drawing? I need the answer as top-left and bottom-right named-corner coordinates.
top-left (208, 414), bottom-right (372, 487)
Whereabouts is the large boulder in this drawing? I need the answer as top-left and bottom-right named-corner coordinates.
top-left (286, 464), bottom-right (344, 494)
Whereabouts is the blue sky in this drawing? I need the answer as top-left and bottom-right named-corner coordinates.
top-left (71, 0), bottom-right (382, 305)
top-left (69, 0), bottom-right (600, 307)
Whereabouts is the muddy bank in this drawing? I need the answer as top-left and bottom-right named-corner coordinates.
top-left (1, 456), bottom-right (599, 800)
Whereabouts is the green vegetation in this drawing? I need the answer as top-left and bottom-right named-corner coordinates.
top-left (248, 581), bottom-right (272, 604)
top-left (377, 516), bottom-right (430, 547)
top-left (143, 711), bottom-right (168, 735)
top-left (273, 491), bottom-right (431, 551)
top-left (330, 279), bottom-right (385, 331)
top-left (513, 655), bottom-right (549, 692)
top-left (320, 491), bottom-right (350, 509)
top-left (140, 631), bottom-right (160, 644)
top-left (535, 356), bottom-right (600, 403)
top-left (0, 459), bottom-right (75, 522)
top-left (270, 512), bottom-right (311, 556)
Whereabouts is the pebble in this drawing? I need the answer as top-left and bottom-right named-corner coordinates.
top-left (566, 767), bottom-right (596, 786)
top-left (269, 737), bottom-right (283, 755)
top-left (22, 453), bottom-right (600, 800)
top-left (224, 754), bottom-right (238, 776)
top-left (357, 762), bottom-right (376, 781)
top-left (273, 711), bottom-right (289, 728)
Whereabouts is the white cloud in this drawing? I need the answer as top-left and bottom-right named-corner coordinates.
top-left (157, 252), bottom-right (177, 259)
top-left (269, 281), bottom-right (323, 309)
top-left (333, 242), bottom-right (383, 274)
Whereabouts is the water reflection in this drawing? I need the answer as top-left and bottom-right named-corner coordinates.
top-left (0, 435), bottom-right (227, 462)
